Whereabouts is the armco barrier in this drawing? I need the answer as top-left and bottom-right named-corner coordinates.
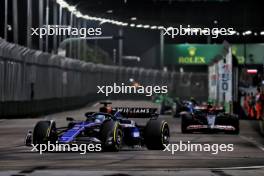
top-left (0, 38), bottom-right (208, 117)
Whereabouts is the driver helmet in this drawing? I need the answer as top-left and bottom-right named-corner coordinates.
top-left (94, 114), bottom-right (105, 123)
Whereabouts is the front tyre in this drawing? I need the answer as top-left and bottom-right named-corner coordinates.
top-left (101, 120), bottom-right (122, 152)
top-left (144, 119), bottom-right (170, 150)
top-left (33, 121), bottom-right (57, 144)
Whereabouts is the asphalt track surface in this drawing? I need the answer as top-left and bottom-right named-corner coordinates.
top-left (0, 100), bottom-right (264, 176)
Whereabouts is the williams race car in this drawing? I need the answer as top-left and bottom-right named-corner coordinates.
top-left (25, 104), bottom-right (170, 151)
top-left (181, 103), bottom-right (239, 134)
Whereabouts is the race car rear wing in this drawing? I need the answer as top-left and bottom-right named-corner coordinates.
top-left (112, 107), bottom-right (158, 118)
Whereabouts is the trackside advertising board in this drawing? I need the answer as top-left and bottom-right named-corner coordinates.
top-left (208, 64), bottom-right (218, 101)
top-left (219, 48), bottom-right (233, 103)
top-left (208, 47), bottom-right (233, 112)
top-left (165, 44), bottom-right (264, 65)
top-left (164, 44), bottom-right (223, 65)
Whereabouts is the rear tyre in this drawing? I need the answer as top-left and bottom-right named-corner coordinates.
top-left (231, 118), bottom-right (240, 134)
top-left (101, 120), bottom-right (122, 152)
top-left (225, 116), bottom-right (240, 135)
top-left (181, 114), bottom-right (192, 133)
top-left (33, 121), bottom-right (57, 144)
top-left (144, 119), bottom-right (170, 150)
top-left (181, 118), bottom-right (188, 133)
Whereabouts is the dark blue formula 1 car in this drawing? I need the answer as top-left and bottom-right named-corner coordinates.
top-left (25, 105), bottom-right (170, 151)
top-left (181, 103), bottom-right (239, 134)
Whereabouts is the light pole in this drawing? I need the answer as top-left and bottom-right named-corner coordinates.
top-left (160, 29), bottom-right (164, 69)
top-left (53, 0), bottom-right (58, 53)
top-left (69, 4), bottom-right (79, 58)
top-left (59, 5), bottom-right (62, 44)
top-left (69, 12), bottom-right (74, 57)
top-left (77, 19), bottom-right (82, 60)
top-left (45, 0), bottom-right (49, 52)
top-left (12, 0), bottom-right (18, 44)
top-left (118, 28), bottom-right (123, 66)
top-left (4, 0), bottom-right (8, 40)
top-left (27, 0), bottom-right (32, 48)
top-left (39, 0), bottom-right (44, 51)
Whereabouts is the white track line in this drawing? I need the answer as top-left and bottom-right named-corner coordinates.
top-left (240, 135), bottom-right (264, 152)
top-left (213, 165), bottom-right (264, 170)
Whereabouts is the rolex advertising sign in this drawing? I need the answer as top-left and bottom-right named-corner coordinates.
top-left (165, 44), bottom-right (264, 65)
top-left (178, 46), bottom-right (206, 64)
top-left (164, 44), bottom-right (224, 65)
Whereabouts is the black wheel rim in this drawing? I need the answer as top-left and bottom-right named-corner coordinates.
top-left (116, 130), bottom-right (122, 148)
top-left (162, 126), bottom-right (170, 144)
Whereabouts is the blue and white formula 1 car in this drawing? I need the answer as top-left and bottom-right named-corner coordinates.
top-left (25, 105), bottom-right (170, 151)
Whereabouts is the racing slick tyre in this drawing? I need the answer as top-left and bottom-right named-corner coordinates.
top-left (181, 114), bottom-right (192, 133)
top-left (181, 118), bottom-right (188, 133)
top-left (33, 121), bottom-right (57, 144)
top-left (228, 121), bottom-right (239, 134)
top-left (232, 118), bottom-right (240, 134)
top-left (144, 119), bottom-right (170, 150)
top-left (101, 120), bottom-right (123, 152)
top-left (224, 116), bottom-right (240, 135)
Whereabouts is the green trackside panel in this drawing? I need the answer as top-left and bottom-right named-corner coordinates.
top-left (231, 44), bottom-right (245, 64)
top-left (224, 102), bottom-right (231, 113)
top-left (245, 44), bottom-right (264, 64)
top-left (232, 44), bottom-right (264, 64)
top-left (164, 44), bottom-right (224, 65)
top-left (165, 43), bottom-right (264, 65)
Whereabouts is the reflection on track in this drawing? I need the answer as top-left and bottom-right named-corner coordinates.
top-left (0, 100), bottom-right (264, 175)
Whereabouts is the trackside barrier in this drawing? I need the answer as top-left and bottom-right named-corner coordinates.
top-left (0, 38), bottom-right (208, 117)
